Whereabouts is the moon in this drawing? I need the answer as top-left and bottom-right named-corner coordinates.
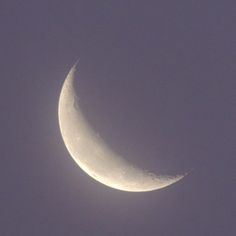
top-left (58, 63), bottom-right (186, 192)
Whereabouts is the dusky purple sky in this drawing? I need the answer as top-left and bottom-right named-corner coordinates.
top-left (0, 1), bottom-right (235, 235)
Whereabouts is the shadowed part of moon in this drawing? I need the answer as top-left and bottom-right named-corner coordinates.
top-left (58, 63), bottom-right (185, 192)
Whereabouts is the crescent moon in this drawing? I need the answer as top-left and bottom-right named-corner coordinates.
top-left (58, 63), bottom-right (185, 192)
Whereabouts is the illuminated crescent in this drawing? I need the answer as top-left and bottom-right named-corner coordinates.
top-left (58, 63), bottom-right (185, 192)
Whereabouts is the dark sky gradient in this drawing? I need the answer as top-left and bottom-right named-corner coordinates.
top-left (1, 1), bottom-right (235, 235)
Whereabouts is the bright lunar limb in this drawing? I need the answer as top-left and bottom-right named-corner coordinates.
top-left (58, 62), bottom-right (186, 192)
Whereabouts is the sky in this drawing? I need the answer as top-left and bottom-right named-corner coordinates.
top-left (0, 1), bottom-right (235, 235)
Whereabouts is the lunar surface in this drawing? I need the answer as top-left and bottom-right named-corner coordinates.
top-left (58, 63), bottom-right (185, 192)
